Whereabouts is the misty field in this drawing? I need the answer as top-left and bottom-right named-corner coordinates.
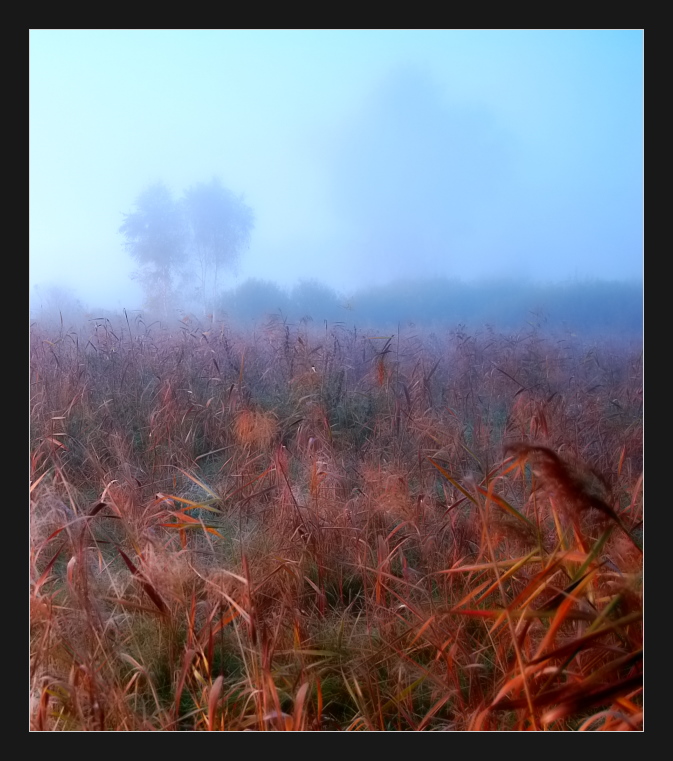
top-left (29, 315), bottom-right (642, 730)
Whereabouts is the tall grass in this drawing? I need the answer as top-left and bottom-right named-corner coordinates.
top-left (30, 314), bottom-right (642, 730)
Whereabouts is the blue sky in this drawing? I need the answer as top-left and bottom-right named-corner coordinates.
top-left (30, 30), bottom-right (643, 311)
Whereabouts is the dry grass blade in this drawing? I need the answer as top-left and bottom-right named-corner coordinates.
top-left (32, 541), bottom-right (66, 594)
top-left (29, 318), bottom-right (642, 730)
top-left (505, 443), bottom-right (642, 553)
top-left (160, 494), bottom-right (222, 513)
top-left (475, 483), bottom-right (538, 534)
top-left (292, 681), bottom-right (310, 731)
top-left (527, 619), bottom-right (642, 665)
top-left (208, 675), bottom-right (224, 731)
top-left (176, 468), bottom-right (220, 501)
top-left (427, 457), bottom-right (478, 504)
top-left (532, 569), bottom-right (597, 660)
top-left (115, 545), bottom-right (169, 615)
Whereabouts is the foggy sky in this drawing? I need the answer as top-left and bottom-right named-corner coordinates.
top-left (29, 30), bottom-right (643, 312)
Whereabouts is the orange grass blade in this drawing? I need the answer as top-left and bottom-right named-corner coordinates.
top-left (159, 522), bottom-right (223, 538)
top-left (527, 614), bottom-right (642, 665)
top-left (448, 578), bottom-right (493, 611)
top-left (214, 590), bottom-right (251, 625)
top-left (488, 554), bottom-right (571, 635)
top-left (203, 607), bottom-right (242, 638)
top-left (408, 615), bottom-right (437, 647)
top-left (532, 568), bottom-right (597, 660)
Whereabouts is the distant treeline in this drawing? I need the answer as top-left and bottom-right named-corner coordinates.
top-left (217, 277), bottom-right (643, 336)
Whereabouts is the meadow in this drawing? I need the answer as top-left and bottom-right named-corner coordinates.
top-left (29, 313), bottom-right (643, 730)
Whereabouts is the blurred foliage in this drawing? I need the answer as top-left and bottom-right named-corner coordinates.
top-left (218, 276), bottom-right (642, 336)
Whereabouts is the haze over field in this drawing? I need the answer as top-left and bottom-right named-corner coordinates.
top-left (30, 30), bottom-right (643, 314)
